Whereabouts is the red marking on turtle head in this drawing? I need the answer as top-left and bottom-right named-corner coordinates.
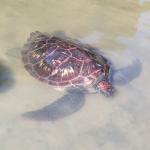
top-left (97, 80), bottom-right (115, 97)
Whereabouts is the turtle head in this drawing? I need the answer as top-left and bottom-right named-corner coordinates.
top-left (96, 80), bottom-right (115, 97)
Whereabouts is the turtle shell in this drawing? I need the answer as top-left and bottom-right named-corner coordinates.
top-left (22, 31), bottom-right (109, 87)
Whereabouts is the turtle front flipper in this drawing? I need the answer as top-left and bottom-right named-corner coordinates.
top-left (113, 59), bottom-right (142, 85)
top-left (22, 88), bottom-right (86, 121)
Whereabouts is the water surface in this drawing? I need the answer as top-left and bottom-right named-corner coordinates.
top-left (0, 0), bottom-right (150, 150)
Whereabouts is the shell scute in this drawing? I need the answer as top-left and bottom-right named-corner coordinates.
top-left (45, 48), bottom-right (71, 67)
top-left (33, 61), bottom-right (52, 77)
top-left (71, 48), bottom-right (89, 60)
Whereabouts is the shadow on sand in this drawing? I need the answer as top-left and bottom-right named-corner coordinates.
top-left (0, 62), bottom-right (14, 93)
top-left (113, 59), bottom-right (142, 86)
top-left (22, 88), bottom-right (86, 121)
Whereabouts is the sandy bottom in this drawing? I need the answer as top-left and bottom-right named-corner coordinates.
top-left (0, 0), bottom-right (150, 150)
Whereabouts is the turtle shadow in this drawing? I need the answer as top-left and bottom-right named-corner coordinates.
top-left (112, 59), bottom-right (142, 86)
top-left (22, 88), bottom-right (86, 121)
top-left (0, 62), bottom-right (14, 93)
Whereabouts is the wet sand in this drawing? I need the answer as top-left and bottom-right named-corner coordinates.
top-left (0, 0), bottom-right (150, 150)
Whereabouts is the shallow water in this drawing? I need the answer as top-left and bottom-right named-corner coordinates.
top-left (0, 0), bottom-right (150, 150)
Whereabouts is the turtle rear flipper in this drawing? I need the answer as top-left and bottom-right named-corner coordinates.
top-left (22, 88), bottom-right (86, 121)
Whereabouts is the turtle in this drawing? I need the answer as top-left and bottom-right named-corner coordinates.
top-left (21, 31), bottom-right (115, 97)
top-left (21, 31), bottom-right (142, 121)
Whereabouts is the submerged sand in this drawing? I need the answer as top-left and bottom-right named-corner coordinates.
top-left (0, 0), bottom-right (150, 150)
